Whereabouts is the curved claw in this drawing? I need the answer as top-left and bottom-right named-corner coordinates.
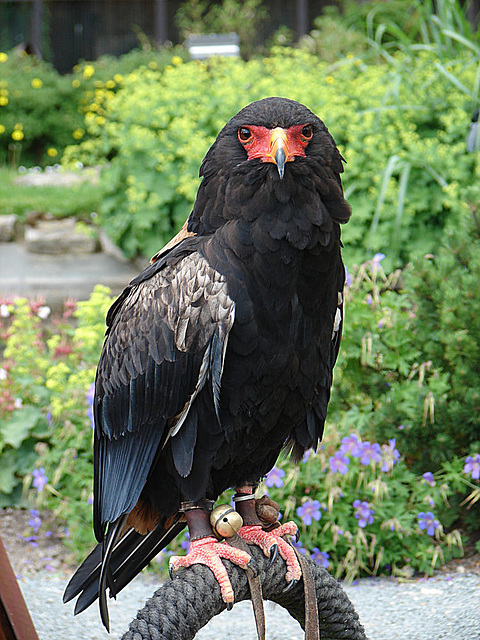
top-left (283, 578), bottom-right (298, 594)
top-left (295, 529), bottom-right (300, 543)
top-left (267, 543), bottom-right (278, 569)
top-left (226, 601), bottom-right (233, 611)
top-left (168, 560), bottom-right (174, 579)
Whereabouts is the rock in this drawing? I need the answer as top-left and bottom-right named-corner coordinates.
top-left (98, 228), bottom-right (129, 263)
top-left (0, 214), bottom-right (19, 241)
top-left (25, 218), bottom-right (98, 255)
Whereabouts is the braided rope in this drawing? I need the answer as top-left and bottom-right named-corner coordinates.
top-left (121, 546), bottom-right (368, 640)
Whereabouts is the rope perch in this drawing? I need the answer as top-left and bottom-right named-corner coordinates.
top-left (121, 545), bottom-right (368, 640)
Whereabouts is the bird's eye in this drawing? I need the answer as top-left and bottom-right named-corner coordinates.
top-left (238, 127), bottom-right (253, 143)
top-left (301, 124), bottom-right (313, 140)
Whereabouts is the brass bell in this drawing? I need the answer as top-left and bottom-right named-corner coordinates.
top-left (210, 504), bottom-right (243, 539)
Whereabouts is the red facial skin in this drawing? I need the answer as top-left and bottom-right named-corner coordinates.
top-left (237, 124), bottom-right (313, 166)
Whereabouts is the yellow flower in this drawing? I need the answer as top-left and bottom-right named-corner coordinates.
top-left (47, 147), bottom-right (58, 157)
top-left (83, 64), bottom-right (95, 79)
top-left (148, 61), bottom-right (158, 70)
top-left (31, 78), bottom-right (43, 89)
top-left (113, 74), bottom-right (123, 83)
top-left (171, 56), bottom-right (183, 66)
top-left (0, 96), bottom-right (8, 106)
top-left (96, 116), bottom-right (106, 126)
top-left (72, 128), bottom-right (84, 140)
top-left (72, 79), bottom-right (81, 88)
top-left (0, 125), bottom-right (5, 134)
top-left (14, 123), bottom-right (23, 130)
top-left (12, 130), bottom-right (24, 141)
top-left (0, 53), bottom-right (7, 63)
top-left (105, 80), bottom-right (115, 89)
top-left (326, 75), bottom-right (335, 84)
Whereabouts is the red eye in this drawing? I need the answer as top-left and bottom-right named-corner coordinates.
top-left (301, 124), bottom-right (313, 140)
top-left (238, 127), bottom-right (253, 143)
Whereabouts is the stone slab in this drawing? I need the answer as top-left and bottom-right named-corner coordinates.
top-left (0, 215), bottom-right (19, 242)
top-left (0, 242), bottom-right (141, 309)
top-left (25, 219), bottom-right (98, 255)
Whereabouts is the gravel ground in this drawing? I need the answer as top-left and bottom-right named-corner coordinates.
top-left (17, 569), bottom-right (480, 640)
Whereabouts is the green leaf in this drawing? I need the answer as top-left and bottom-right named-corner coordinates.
top-left (0, 451), bottom-right (18, 494)
top-left (0, 406), bottom-right (43, 449)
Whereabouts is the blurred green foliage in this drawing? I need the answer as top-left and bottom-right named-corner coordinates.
top-left (0, 45), bottom-right (186, 168)
top-left (61, 46), bottom-right (479, 268)
top-left (1, 256), bottom-right (478, 572)
top-left (0, 50), bottom-right (83, 166)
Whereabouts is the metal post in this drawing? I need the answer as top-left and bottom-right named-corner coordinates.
top-left (31, 0), bottom-right (43, 58)
top-left (154, 0), bottom-right (168, 45)
top-left (296, 0), bottom-right (308, 39)
top-left (0, 537), bottom-right (39, 640)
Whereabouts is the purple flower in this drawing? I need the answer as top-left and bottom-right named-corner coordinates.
top-left (353, 500), bottom-right (375, 528)
top-left (359, 442), bottom-right (381, 466)
top-left (329, 452), bottom-right (350, 475)
top-left (180, 531), bottom-right (190, 552)
top-left (339, 434), bottom-right (363, 457)
top-left (86, 383), bottom-right (95, 430)
top-left (344, 265), bottom-right (352, 287)
top-left (422, 472), bottom-right (436, 487)
top-left (32, 468), bottom-right (48, 492)
top-left (87, 493), bottom-right (94, 505)
top-left (296, 499), bottom-right (322, 526)
top-left (464, 454), bottom-right (480, 480)
top-left (290, 538), bottom-right (306, 555)
top-left (311, 548), bottom-right (329, 568)
top-left (371, 253), bottom-right (385, 272)
top-left (302, 450), bottom-right (312, 463)
top-left (417, 512), bottom-right (440, 536)
top-left (380, 439), bottom-right (401, 472)
top-left (46, 411), bottom-right (53, 427)
top-left (265, 466), bottom-right (286, 488)
top-left (28, 509), bottom-right (41, 533)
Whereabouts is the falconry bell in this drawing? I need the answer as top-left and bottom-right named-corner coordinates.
top-left (210, 504), bottom-right (243, 539)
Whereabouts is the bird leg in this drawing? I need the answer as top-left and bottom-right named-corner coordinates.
top-left (234, 485), bottom-right (302, 587)
top-left (168, 500), bottom-right (251, 608)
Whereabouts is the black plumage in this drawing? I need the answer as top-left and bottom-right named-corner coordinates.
top-left (64, 97), bottom-right (351, 626)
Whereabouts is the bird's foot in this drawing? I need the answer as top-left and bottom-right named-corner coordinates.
top-left (169, 536), bottom-right (251, 607)
top-left (238, 522), bottom-right (302, 584)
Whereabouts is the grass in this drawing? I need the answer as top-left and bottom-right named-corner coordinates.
top-left (0, 167), bottom-right (102, 221)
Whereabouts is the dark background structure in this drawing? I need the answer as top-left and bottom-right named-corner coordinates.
top-left (0, 0), bottom-right (336, 73)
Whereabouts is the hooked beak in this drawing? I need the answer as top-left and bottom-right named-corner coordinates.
top-left (266, 128), bottom-right (290, 180)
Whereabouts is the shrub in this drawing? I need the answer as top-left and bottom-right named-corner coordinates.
top-left (63, 46), bottom-right (479, 267)
top-left (0, 49), bottom-right (84, 167)
top-left (331, 210), bottom-right (480, 478)
top-left (0, 288), bottom-right (113, 551)
top-left (1, 272), bottom-right (478, 570)
top-left (0, 44), bottom-right (186, 169)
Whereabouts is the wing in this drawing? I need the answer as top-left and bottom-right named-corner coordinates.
top-left (92, 239), bottom-right (235, 541)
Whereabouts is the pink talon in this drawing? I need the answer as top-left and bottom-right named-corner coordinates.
top-left (169, 536), bottom-right (251, 605)
top-left (238, 522), bottom-right (302, 582)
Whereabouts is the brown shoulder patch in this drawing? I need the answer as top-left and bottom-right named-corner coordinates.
top-left (151, 221), bottom-right (195, 264)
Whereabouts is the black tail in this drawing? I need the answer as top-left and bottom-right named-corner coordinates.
top-left (63, 515), bottom-right (186, 631)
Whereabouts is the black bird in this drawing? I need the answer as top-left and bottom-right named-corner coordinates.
top-left (63, 97), bottom-right (351, 629)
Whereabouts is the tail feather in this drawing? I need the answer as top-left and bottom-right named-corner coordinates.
top-left (99, 515), bottom-right (128, 631)
top-left (64, 514), bottom-right (186, 628)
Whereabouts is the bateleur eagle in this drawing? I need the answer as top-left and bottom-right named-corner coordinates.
top-left (63, 96), bottom-right (351, 629)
